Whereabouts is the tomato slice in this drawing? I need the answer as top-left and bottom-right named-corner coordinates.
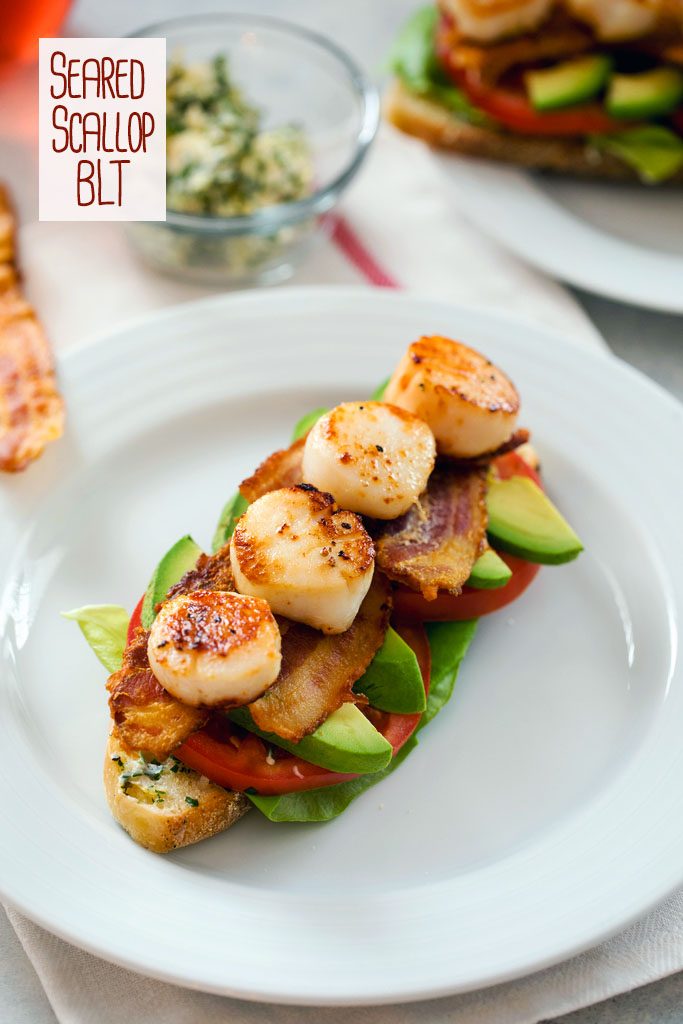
top-left (175, 619), bottom-right (431, 795)
top-left (127, 594), bottom-right (144, 644)
top-left (493, 449), bottom-right (542, 486)
top-left (177, 721), bottom-right (360, 795)
top-left (458, 66), bottom-right (624, 135)
top-left (393, 552), bottom-right (540, 621)
top-left (435, 22), bottom-right (625, 137)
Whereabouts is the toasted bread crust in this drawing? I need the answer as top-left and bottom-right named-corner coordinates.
top-left (104, 731), bottom-right (249, 853)
top-left (385, 79), bottom-right (683, 183)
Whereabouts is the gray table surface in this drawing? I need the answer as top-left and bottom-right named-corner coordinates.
top-left (1, 0), bottom-right (681, 1021)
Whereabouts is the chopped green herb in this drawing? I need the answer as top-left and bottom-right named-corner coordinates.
top-left (166, 54), bottom-right (313, 217)
top-left (120, 755), bottom-right (165, 786)
top-left (185, 796), bottom-right (199, 807)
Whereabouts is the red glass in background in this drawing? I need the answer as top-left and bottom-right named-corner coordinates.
top-left (0, 0), bottom-right (73, 63)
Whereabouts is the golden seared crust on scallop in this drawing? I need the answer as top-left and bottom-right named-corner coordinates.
top-left (302, 401), bottom-right (436, 520)
top-left (104, 731), bottom-right (249, 854)
top-left (384, 336), bottom-right (519, 459)
top-left (148, 591), bottom-right (282, 708)
top-left (230, 486), bottom-right (375, 634)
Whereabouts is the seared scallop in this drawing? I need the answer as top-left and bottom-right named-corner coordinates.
top-left (564, 0), bottom-right (659, 40)
top-left (230, 486), bottom-right (375, 634)
top-left (302, 401), bottom-right (436, 520)
top-left (147, 591), bottom-right (281, 707)
top-left (384, 336), bottom-right (519, 459)
top-left (442, 0), bottom-right (554, 42)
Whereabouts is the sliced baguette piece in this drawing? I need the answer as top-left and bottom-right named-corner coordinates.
top-left (385, 79), bottom-right (683, 183)
top-left (104, 730), bottom-right (249, 853)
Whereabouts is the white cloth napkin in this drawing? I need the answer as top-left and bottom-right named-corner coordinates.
top-left (18, 126), bottom-right (600, 352)
top-left (11, 124), bottom-right (678, 1024)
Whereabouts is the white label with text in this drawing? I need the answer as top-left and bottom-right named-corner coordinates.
top-left (39, 37), bottom-right (166, 221)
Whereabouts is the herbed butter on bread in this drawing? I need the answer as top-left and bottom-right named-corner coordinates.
top-left (104, 731), bottom-right (249, 853)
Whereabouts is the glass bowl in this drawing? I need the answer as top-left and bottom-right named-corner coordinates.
top-left (127, 14), bottom-right (379, 286)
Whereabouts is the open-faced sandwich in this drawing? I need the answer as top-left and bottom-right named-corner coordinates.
top-left (66, 336), bottom-right (583, 853)
top-left (386, 1), bottom-right (683, 184)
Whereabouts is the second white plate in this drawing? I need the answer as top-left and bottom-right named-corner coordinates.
top-left (436, 155), bottom-right (683, 313)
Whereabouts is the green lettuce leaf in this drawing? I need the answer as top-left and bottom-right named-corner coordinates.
top-left (291, 407), bottom-right (329, 442)
top-left (62, 605), bottom-right (129, 673)
top-left (249, 619), bottom-right (478, 822)
top-left (422, 619), bottom-right (478, 727)
top-left (388, 6), bottom-right (490, 126)
top-left (212, 492), bottom-right (249, 553)
top-left (371, 377), bottom-right (389, 401)
top-left (353, 626), bottom-right (426, 713)
top-left (388, 6), bottom-right (442, 92)
top-left (249, 735), bottom-right (419, 822)
top-left (590, 126), bottom-right (683, 184)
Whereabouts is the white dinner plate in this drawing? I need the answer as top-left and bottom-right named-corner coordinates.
top-left (436, 155), bottom-right (683, 313)
top-left (0, 287), bottom-right (681, 1005)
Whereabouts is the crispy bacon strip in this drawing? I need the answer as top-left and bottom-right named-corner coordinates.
top-left (107, 548), bottom-right (236, 759)
top-left (438, 8), bottom-right (593, 85)
top-left (239, 436), bottom-right (305, 503)
top-left (374, 467), bottom-right (488, 601)
top-left (0, 186), bottom-right (64, 472)
top-left (247, 572), bottom-right (391, 742)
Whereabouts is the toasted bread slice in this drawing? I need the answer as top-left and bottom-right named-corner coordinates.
top-left (104, 731), bottom-right (249, 853)
top-left (385, 79), bottom-right (683, 183)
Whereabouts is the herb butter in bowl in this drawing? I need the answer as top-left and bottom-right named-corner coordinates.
top-left (128, 15), bottom-right (379, 285)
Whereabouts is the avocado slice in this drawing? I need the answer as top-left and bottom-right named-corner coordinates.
top-left (230, 703), bottom-right (393, 774)
top-left (486, 476), bottom-right (583, 565)
top-left (291, 407), bottom-right (329, 442)
top-left (212, 492), bottom-right (248, 552)
top-left (141, 535), bottom-right (203, 628)
top-left (467, 548), bottom-right (512, 590)
top-left (606, 67), bottom-right (683, 120)
top-left (353, 626), bottom-right (426, 713)
top-left (526, 55), bottom-right (612, 112)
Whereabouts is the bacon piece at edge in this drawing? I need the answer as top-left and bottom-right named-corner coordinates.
top-left (239, 436), bottom-right (305, 503)
top-left (0, 185), bottom-right (64, 472)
